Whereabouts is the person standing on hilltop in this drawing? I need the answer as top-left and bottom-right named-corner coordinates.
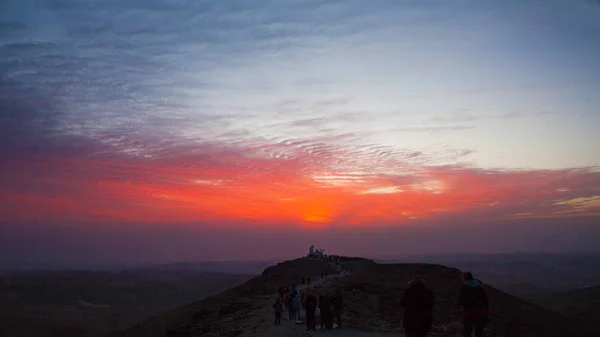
top-left (319, 293), bottom-right (334, 330)
top-left (458, 272), bottom-right (489, 337)
top-left (285, 289), bottom-right (294, 320)
top-left (400, 276), bottom-right (435, 337)
top-left (305, 288), bottom-right (318, 331)
top-left (330, 289), bottom-right (344, 328)
top-left (273, 298), bottom-right (284, 326)
top-left (292, 292), bottom-right (302, 322)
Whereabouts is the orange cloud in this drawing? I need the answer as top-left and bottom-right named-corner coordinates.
top-left (1, 140), bottom-right (598, 228)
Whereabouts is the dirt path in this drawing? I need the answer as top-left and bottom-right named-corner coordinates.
top-left (258, 261), bottom-right (405, 336)
top-left (243, 260), bottom-right (406, 337)
top-left (257, 324), bottom-right (404, 337)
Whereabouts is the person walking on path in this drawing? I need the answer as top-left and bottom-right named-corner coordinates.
top-left (400, 276), bottom-right (435, 337)
top-left (459, 272), bottom-right (489, 337)
top-left (319, 293), bottom-right (334, 330)
top-left (305, 288), bottom-right (318, 331)
top-left (292, 292), bottom-right (302, 321)
top-left (273, 298), bottom-right (284, 326)
top-left (285, 289), bottom-right (294, 320)
top-left (331, 289), bottom-right (344, 328)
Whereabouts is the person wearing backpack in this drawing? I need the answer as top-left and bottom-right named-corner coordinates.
top-left (272, 298), bottom-right (284, 326)
top-left (459, 272), bottom-right (489, 337)
top-left (401, 276), bottom-right (435, 337)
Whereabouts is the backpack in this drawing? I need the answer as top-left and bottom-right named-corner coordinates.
top-left (315, 307), bottom-right (321, 317)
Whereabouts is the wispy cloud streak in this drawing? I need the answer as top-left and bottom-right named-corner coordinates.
top-left (1, 0), bottom-right (599, 231)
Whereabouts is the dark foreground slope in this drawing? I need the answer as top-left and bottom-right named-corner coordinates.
top-left (318, 260), bottom-right (591, 337)
top-left (117, 258), bottom-right (592, 337)
top-left (529, 285), bottom-right (600, 335)
top-left (0, 270), bottom-right (253, 337)
top-left (115, 258), bottom-right (336, 337)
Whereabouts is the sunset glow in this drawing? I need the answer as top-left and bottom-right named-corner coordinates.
top-left (2, 147), bottom-right (598, 226)
top-left (1, 0), bottom-right (599, 264)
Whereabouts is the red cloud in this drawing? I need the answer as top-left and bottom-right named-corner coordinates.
top-left (1, 138), bottom-right (598, 228)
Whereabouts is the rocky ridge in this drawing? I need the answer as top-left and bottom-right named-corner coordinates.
top-left (116, 257), bottom-right (593, 337)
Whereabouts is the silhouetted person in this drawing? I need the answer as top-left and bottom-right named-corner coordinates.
top-left (273, 298), bottom-right (284, 326)
top-left (286, 290), bottom-right (294, 320)
top-left (292, 293), bottom-right (301, 321)
top-left (459, 272), bottom-right (489, 337)
top-left (319, 294), bottom-right (334, 330)
top-left (305, 288), bottom-right (318, 331)
top-left (331, 289), bottom-right (344, 328)
top-left (307, 276), bottom-right (311, 285)
top-left (401, 276), bottom-right (435, 337)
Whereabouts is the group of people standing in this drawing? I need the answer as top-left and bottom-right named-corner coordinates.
top-left (275, 284), bottom-right (302, 323)
top-left (401, 271), bottom-right (490, 337)
top-left (273, 285), bottom-right (344, 331)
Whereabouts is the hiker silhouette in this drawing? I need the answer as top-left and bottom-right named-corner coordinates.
top-left (304, 288), bottom-right (318, 331)
top-left (401, 276), bottom-right (435, 337)
top-left (459, 271), bottom-right (489, 337)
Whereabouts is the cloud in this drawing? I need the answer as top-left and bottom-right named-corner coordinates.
top-left (392, 125), bottom-right (476, 132)
top-left (291, 117), bottom-right (329, 127)
top-left (1, 116), bottom-right (598, 227)
top-left (1, 0), bottom-right (599, 230)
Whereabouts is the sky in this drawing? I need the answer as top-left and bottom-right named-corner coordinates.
top-left (1, 0), bottom-right (599, 267)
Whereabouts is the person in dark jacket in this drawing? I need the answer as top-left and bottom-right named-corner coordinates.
top-left (400, 276), bottom-right (435, 337)
top-left (330, 289), bottom-right (344, 328)
top-left (319, 294), bottom-right (334, 330)
top-left (458, 271), bottom-right (489, 337)
top-left (286, 289), bottom-right (294, 320)
top-left (305, 288), bottom-right (318, 331)
top-left (273, 298), bottom-right (284, 326)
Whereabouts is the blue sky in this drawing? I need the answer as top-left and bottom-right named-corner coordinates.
top-left (2, 0), bottom-right (599, 169)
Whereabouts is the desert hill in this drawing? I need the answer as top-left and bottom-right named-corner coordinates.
top-left (0, 269), bottom-right (254, 337)
top-left (115, 257), bottom-right (338, 337)
top-left (117, 257), bottom-right (593, 337)
top-left (528, 285), bottom-right (600, 335)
